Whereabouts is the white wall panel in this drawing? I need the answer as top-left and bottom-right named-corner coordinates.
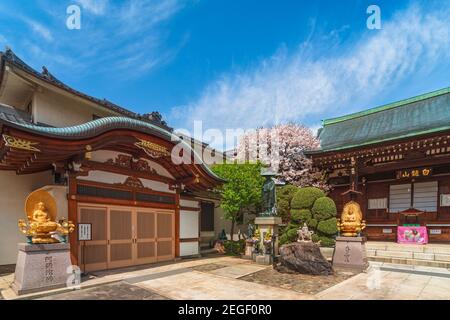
top-left (180, 242), bottom-right (199, 256)
top-left (180, 210), bottom-right (199, 239)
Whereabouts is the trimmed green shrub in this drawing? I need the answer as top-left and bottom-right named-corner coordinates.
top-left (317, 236), bottom-right (335, 247)
top-left (317, 217), bottom-right (338, 235)
top-left (311, 234), bottom-right (320, 243)
top-left (307, 218), bottom-right (318, 229)
top-left (286, 227), bottom-right (299, 239)
top-left (311, 234), bottom-right (335, 247)
top-left (224, 240), bottom-right (245, 255)
top-left (279, 185), bottom-right (336, 248)
top-left (312, 196), bottom-right (337, 220)
top-left (291, 187), bottom-right (325, 209)
top-left (291, 209), bottom-right (312, 224)
top-left (279, 234), bottom-right (289, 245)
top-left (277, 199), bottom-right (290, 219)
top-left (277, 185), bottom-right (299, 222)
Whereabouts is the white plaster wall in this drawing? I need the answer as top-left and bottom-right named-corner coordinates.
top-left (78, 170), bottom-right (174, 194)
top-left (180, 210), bottom-right (199, 239)
top-left (0, 170), bottom-right (53, 265)
top-left (180, 199), bottom-right (199, 208)
top-left (180, 242), bottom-right (199, 256)
top-left (90, 150), bottom-right (174, 179)
top-left (32, 90), bottom-right (114, 127)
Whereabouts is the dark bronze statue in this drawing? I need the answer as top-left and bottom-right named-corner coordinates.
top-left (261, 168), bottom-right (277, 216)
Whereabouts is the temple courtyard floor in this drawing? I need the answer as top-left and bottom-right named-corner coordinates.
top-left (1, 253), bottom-right (450, 300)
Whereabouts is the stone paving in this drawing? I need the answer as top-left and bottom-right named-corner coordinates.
top-left (317, 263), bottom-right (450, 300)
top-left (38, 282), bottom-right (169, 300)
top-left (2, 253), bottom-right (450, 300)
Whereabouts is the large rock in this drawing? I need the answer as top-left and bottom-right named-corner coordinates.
top-left (275, 242), bottom-right (333, 275)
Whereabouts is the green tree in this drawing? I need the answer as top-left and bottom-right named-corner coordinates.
top-left (211, 162), bottom-right (264, 239)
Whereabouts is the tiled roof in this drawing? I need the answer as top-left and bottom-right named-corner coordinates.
top-left (0, 103), bottom-right (31, 125)
top-left (0, 48), bottom-right (173, 132)
top-left (0, 115), bottom-right (225, 183)
top-left (315, 87), bottom-right (450, 152)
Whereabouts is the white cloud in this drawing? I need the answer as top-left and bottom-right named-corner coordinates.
top-left (118, 0), bottom-right (185, 34)
top-left (174, 4), bottom-right (450, 132)
top-left (76, 0), bottom-right (109, 15)
top-left (24, 19), bottom-right (53, 42)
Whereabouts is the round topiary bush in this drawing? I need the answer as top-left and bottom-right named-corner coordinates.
top-left (277, 199), bottom-right (290, 219)
top-left (277, 185), bottom-right (300, 222)
top-left (312, 196), bottom-right (337, 221)
top-left (291, 187), bottom-right (325, 209)
top-left (317, 236), bottom-right (335, 247)
top-left (317, 217), bottom-right (338, 235)
top-left (307, 218), bottom-right (318, 229)
top-left (291, 209), bottom-right (312, 223)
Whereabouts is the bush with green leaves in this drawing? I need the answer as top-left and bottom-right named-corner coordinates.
top-left (223, 240), bottom-right (246, 255)
top-left (279, 186), bottom-right (337, 247)
top-left (276, 185), bottom-right (298, 222)
top-left (291, 187), bottom-right (325, 209)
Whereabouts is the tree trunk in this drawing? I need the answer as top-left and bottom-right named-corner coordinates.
top-left (230, 217), bottom-right (236, 242)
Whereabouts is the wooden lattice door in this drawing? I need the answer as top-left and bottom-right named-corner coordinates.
top-left (78, 206), bottom-right (108, 272)
top-left (108, 209), bottom-right (134, 269)
top-left (78, 205), bottom-right (174, 271)
top-left (135, 210), bottom-right (157, 264)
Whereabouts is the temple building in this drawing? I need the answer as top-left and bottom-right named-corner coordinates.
top-left (308, 87), bottom-right (450, 242)
top-left (0, 49), bottom-right (231, 271)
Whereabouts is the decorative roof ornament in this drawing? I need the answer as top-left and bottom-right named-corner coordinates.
top-left (3, 134), bottom-right (40, 152)
top-left (137, 111), bottom-right (173, 131)
top-left (135, 138), bottom-right (171, 158)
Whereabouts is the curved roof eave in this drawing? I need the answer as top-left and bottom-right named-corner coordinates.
top-left (0, 116), bottom-right (226, 183)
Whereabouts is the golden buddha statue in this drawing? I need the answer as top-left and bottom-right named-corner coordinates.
top-left (18, 190), bottom-right (74, 244)
top-left (337, 201), bottom-right (366, 237)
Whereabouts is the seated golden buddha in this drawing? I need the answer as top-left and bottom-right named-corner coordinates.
top-left (29, 202), bottom-right (58, 234)
top-left (18, 189), bottom-right (70, 244)
top-left (337, 201), bottom-right (366, 237)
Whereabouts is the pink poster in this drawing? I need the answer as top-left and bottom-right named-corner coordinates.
top-left (397, 226), bottom-right (428, 244)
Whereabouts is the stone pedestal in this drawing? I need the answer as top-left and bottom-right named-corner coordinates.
top-left (253, 216), bottom-right (282, 264)
top-left (243, 240), bottom-right (254, 260)
top-left (254, 216), bottom-right (282, 253)
top-left (12, 243), bottom-right (73, 295)
top-left (332, 236), bottom-right (368, 271)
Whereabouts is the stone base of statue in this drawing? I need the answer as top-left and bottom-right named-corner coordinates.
top-left (254, 254), bottom-right (272, 265)
top-left (254, 216), bottom-right (282, 253)
top-left (243, 240), bottom-right (254, 259)
top-left (12, 243), bottom-right (73, 295)
top-left (275, 242), bottom-right (333, 275)
top-left (332, 236), bottom-right (368, 271)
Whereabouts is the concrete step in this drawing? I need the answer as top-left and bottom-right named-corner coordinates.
top-left (368, 249), bottom-right (450, 262)
top-left (367, 255), bottom-right (450, 269)
top-left (200, 248), bottom-right (217, 255)
top-left (366, 242), bottom-right (450, 255)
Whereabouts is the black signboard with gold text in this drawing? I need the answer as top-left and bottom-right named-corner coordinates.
top-left (396, 167), bottom-right (432, 180)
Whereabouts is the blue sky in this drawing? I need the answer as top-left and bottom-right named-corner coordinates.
top-left (0, 0), bottom-right (449, 148)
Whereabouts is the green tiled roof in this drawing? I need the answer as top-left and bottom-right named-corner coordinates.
top-left (0, 116), bottom-right (225, 182)
top-left (316, 87), bottom-right (450, 152)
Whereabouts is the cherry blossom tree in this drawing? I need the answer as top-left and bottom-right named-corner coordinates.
top-left (236, 123), bottom-right (329, 190)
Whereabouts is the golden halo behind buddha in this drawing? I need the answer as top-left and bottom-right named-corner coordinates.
top-left (25, 189), bottom-right (57, 222)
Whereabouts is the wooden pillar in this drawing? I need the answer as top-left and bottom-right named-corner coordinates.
top-left (68, 174), bottom-right (78, 266)
top-left (350, 156), bottom-right (359, 192)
